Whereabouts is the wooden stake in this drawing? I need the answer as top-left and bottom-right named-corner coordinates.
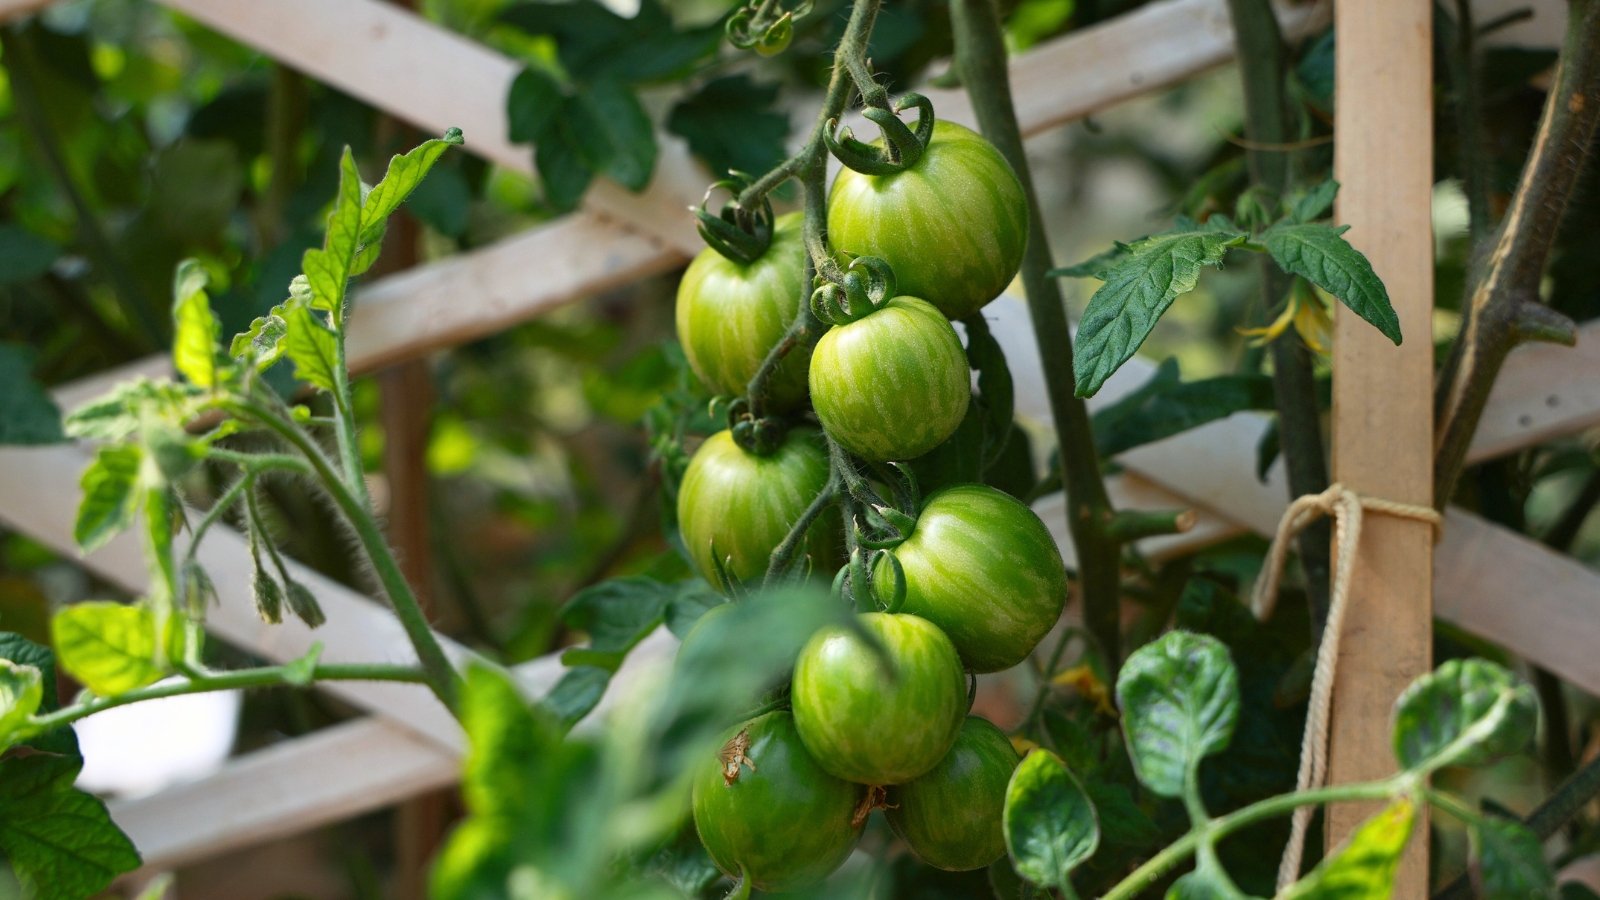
top-left (1329, 0), bottom-right (1434, 892)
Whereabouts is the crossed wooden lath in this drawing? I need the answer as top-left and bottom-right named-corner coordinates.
top-left (0, 0), bottom-right (1594, 876)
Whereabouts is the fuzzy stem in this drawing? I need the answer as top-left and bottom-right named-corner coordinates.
top-left (950, 0), bottom-right (1122, 665)
top-left (1434, 0), bottom-right (1600, 505)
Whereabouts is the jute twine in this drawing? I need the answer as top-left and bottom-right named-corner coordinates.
top-left (1248, 483), bottom-right (1442, 891)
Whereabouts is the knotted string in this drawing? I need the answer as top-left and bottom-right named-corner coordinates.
top-left (1249, 483), bottom-right (1442, 892)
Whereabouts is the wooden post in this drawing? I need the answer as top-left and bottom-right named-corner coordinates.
top-left (1328, 0), bottom-right (1434, 893)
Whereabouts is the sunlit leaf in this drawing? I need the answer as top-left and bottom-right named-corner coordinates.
top-left (1115, 630), bottom-right (1239, 799)
top-left (73, 444), bottom-right (143, 553)
top-left (0, 633), bottom-right (78, 757)
top-left (51, 602), bottom-right (165, 696)
top-left (300, 148), bottom-right (364, 316)
top-left (0, 659), bottom-right (43, 749)
top-left (1002, 749), bottom-right (1099, 890)
top-left (170, 259), bottom-right (220, 388)
top-left (356, 127), bottom-right (463, 248)
top-left (282, 304), bottom-right (339, 392)
top-left (1281, 799), bottom-right (1416, 899)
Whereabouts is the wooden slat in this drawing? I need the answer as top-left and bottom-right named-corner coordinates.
top-left (0, 0), bottom-right (50, 22)
top-left (1466, 320), bottom-right (1600, 464)
top-left (1327, 0), bottom-right (1434, 882)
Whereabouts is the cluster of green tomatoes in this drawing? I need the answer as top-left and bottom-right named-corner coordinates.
top-left (671, 114), bottom-right (1070, 892)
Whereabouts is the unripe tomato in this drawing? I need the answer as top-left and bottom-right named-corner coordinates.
top-left (887, 716), bottom-right (1018, 871)
top-left (827, 121), bottom-right (1027, 320)
top-left (692, 711), bottom-right (864, 892)
top-left (675, 212), bottom-right (809, 410)
top-left (677, 428), bottom-right (836, 589)
top-left (791, 612), bottom-right (966, 785)
top-left (809, 296), bottom-right (970, 462)
top-left (873, 484), bottom-right (1067, 673)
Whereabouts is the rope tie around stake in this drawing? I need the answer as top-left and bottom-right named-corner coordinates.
top-left (1248, 482), bottom-right (1442, 892)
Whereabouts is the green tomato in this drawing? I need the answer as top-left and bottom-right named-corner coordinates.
top-left (809, 296), bottom-right (970, 462)
top-left (675, 212), bottom-right (809, 410)
top-left (887, 716), bottom-right (1018, 871)
top-left (692, 711), bottom-right (864, 893)
top-left (677, 428), bottom-right (837, 589)
top-left (874, 484), bottom-right (1066, 673)
top-left (791, 612), bottom-right (967, 785)
top-left (827, 121), bottom-right (1027, 320)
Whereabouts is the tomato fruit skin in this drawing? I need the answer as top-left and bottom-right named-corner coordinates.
top-left (790, 612), bottom-right (967, 785)
top-left (677, 428), bottom-right (836, 589)
top-left (692, 711), bottom-right (864, 893)
top-left (873, 484), bottom-right (1066, 673)
top-left (887, 716), bottom-right (1018, 871)
top-left (809, 296), bottom-right (970, 462)
top-left (675, 212), bottom-right (809, 410)
top-left (827, 121), bottom-right (1027, 320)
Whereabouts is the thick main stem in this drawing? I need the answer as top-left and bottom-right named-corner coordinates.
top-left (1433, 0), bottom-right (1599, 505)
top-left (227, 398), bottom-right (460, 709)
top-left (1226, 0), bottom-right (1334, 636)
top-left (950, 0), bottom-right (1121, 665)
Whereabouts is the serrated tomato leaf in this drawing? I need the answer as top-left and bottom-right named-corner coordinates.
top-left (73, 444), bottom-right (143, 553)
top-left (0, 755), bottom-right (141, 900)
top-left (51, 602), bottom-right (166, 697)
top-left (1262, 222), bottom-right (1400, 344)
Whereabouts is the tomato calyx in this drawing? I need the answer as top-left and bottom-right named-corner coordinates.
top-left (809, 255), bottom-right (896, 325)
top-left (726, 0), bottom-right (812, 56)
top-left (693, 173), bottom-right (777, 265)
top-left (824, 93), bottom-right (935, 175)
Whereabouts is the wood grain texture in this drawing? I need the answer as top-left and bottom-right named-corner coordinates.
top-left (1466, 320), bottom-right (1600, 464)
top-left (1328, 0), bottom-right (1434, 888)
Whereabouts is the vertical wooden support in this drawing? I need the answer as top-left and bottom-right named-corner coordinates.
top-left (1328, 0), bottom-right (1434, 893)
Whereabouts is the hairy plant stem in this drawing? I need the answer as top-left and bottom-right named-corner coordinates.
top-left (1442, 0), bottom-right (1491, 244)
top-left (764, 478), bottom-right (838, 587)
top-left (224, 397), bottom-right (460, 709)
top-left (1102, 776), bottom-right (1406, 900)
top-left (21, 662), bottom-right (427, 737)
top-left (1433, 0), bottom-right (1598, 505)
top-left (950, 0), bottom-right (1121, 665)
top-left (1226, 0), bottom-right (1334, 637)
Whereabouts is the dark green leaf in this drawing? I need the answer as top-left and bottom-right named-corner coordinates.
top-left (1002, 749), bottom-right (1099, 890)
top-left (569, 79), bottom-right (657, 192)
top-left (0, 633), bottom-right (79, 757)
top-left (1084, 781), bottom-right (1161, 849)
top-left (1263, 223), bottom-right (1400, 344)
top-left (988, 858), bottom-right (1042, 900)
top-left (1050, 243), bottom-right (1130, 279)
top-left (500, 0), bottom-right (718, 83)
top-left (542, 665), bottom-right (612, 730)
top-left (282, 304), bottom-right (339, 392)
top-left (1281, 799), bottom-right (1416, 899)
top-left (666, 75), bottom-right (789, 179)
top-left (536, 122), bottom-right (596, 212)
top-left (51, 602), bottom-right (165, 696)
top-left (0, 755), bottom-right (141, 900)
top-left (74, 444), bottom-right (143, 553)
top-left (1169, 847), bottom-right (1251, 899)
top-left (0, 225), bottom-right (60, 284)
top-left (1290, 179), bottom-right (1339, 224)
top-left (0, 344), bottom-right (64, 445)
top-left (1392, 659), bottom-right (1537, 773)
top-left (1471, 818), bottom-right (1555, 900)
top-left (1560, 884), bottom-right (1600, 900)
top-left (506, 66), bottom-right (565, 144)
top-left (664, 582), bottom-right (723, 639)
top-left (1092, 358), bottom-right (1275, 457)
top-left (1073, 227), bottom-right (1246, 397)
top-left (648, 825), bottom-right (723, 896)
top-left (559, 576), bottom-right (674, 671)
top-left (1115, 631), bottom-right (1240, 799)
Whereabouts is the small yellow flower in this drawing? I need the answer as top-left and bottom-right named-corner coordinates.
top-left (1050, 663), bottom-right (1118, 717)
top-left (1010, 735), bottom-right (1041, 755)
top-left (1238, 282), bottom-right (1333, 355)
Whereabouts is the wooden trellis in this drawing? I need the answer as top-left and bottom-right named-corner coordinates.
top-left (0, 0), bottom-right (1593, 888)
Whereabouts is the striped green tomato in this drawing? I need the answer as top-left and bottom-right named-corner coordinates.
top-left (827, 121), bottom-right (1027, 320)
top-left (873, 484), bottom-right (1066, 673)
top-left (675, 212), bottom-right (809, 410)
top-left (692, 711), bottom-right (864, 892)
top-left (677, 428), bottom-right (836, 590)
top-left (791, 612), bottom-right (966, 785)
top-left (887, 716), bottom-right (1018, 871)
top-left (809, 296), bottom-right (970, 462)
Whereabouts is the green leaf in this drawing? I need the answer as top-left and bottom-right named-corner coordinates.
top-left (1084, 781), bottom-right (1161, 849)
top-left (230, 308), bottom-right (290, 369)
top-left (51, 602), bottom-right (166, 696)
top-left (1168, 846), bottom-right (1251, 899)
top-left (1002, 749), bottom-right (1099, 891)
top-left (1290, 179), bottom-right (1339, 223)
top-left (1392, 659), bottom-right (1538, 773)
top-left (1092, 358), bottom-right (1275, 457)
top-left (542, 665), bottom-right (612, 731)
top-left (536, 121), bottom-right (596, 212)
top-left (664, 583), bottom-right (724, 639)
top-left (356, 127), bottom-right (464, 249)
top-left (1470, 818), bottom-right (1555, 899)
top-left (1050, 242), bottom-right (1130, 279)
top-left (569, 79), bottom-right (657, 192)
top-left (507, 66), bottom-right (564, 144)
top-left (1281, 799), bottom-right (1416, 899)
top-left (0, 344), bottom-right (65, 445)
top-left (282, 304), bottom-right (339, 392)
top-left (989, 858), bottom-right (1043, 900)
top-left (300, 148), bottom-right (364, 316)
top-left (74, 444), bottom-right (144, 553)
top-left (171, 259), bottom-right (221, 388)
top-left (558, 576), bottom-right (674, 672)
top-left (666, 75), bottom-right (789, 179)
top-left (0, 659), bottom-right (43, 749)
top-left (1115, 630), bottom-right (1240, 799)
top-left (1073, 227), bottom-right (1246, 396)
top-left (0, 225), bottom-right (61, 284)
top-left (0, 755), bottom-right (141, 900)
top-left (499, 0), bottom-right (719, 83)
top-left (65, 379), bottom-right (201, 443)
top-left (1262, 223), bottom-right (1400, 344)
top-left (0, 634), bottom-right (79, 757)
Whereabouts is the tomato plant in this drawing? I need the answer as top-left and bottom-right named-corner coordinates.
top-left (886, 715), bottom-right (1017, 871)
top-left (790, 611), bottom-right (967, 785)
top-left (827, 121), bottom-right (1028, 320)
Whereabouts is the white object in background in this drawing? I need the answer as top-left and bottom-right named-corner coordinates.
top-left (75, 683), bottom-right (242, 799)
